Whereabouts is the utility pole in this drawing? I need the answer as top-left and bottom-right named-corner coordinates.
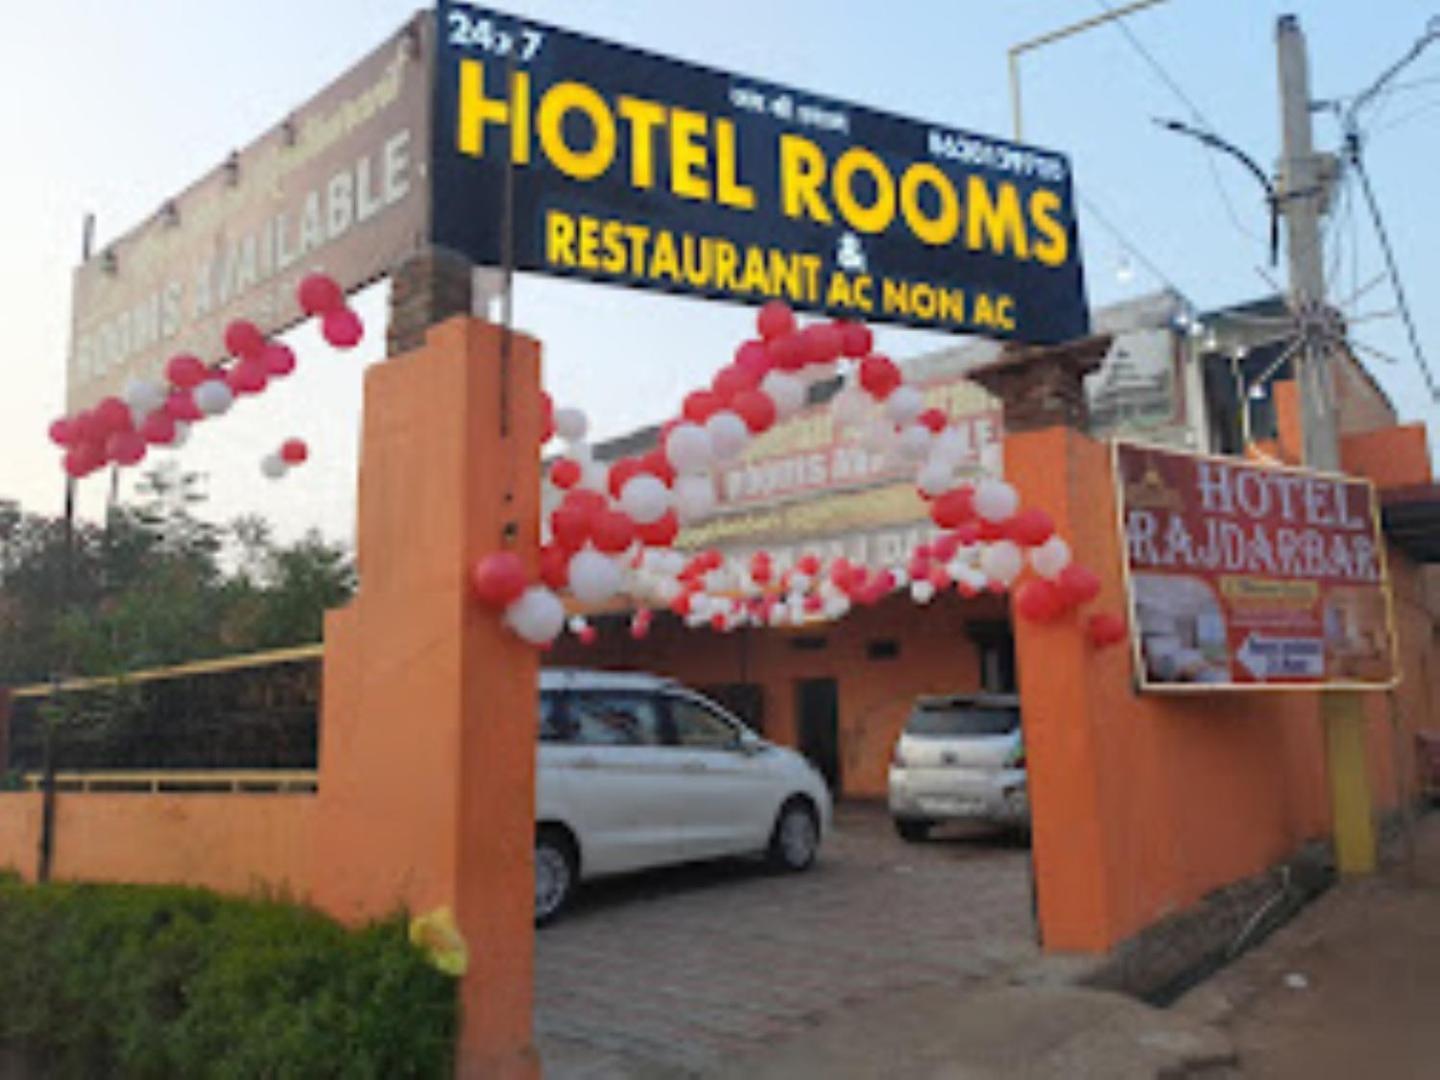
top-left (1275, 14), bottom-right (1375, 876)
top-left (1275, 14), bottom-right (1339, 472)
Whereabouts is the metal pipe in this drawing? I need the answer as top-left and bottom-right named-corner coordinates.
top-left (1008, 0), bottom-right (1172, 139)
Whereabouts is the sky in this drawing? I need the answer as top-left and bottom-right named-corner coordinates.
top-left (1, 0), bottom-right (1437, 542)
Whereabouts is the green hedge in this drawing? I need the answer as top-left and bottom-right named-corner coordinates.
top-left (0, 873), bottom-right (456, 1078)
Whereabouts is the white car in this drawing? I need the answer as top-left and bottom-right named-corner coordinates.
top-left (535, 669), bottom-right (832, 923)
top-left (887, 693), bottom-right (1027, 842)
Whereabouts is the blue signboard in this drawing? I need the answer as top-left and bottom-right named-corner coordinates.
top-left (431, 2), bottom-right (1089, 343)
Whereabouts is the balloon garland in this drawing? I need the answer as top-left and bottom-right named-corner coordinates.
top-left (473, 300), bottom-right (1127, 651)
top-left (48, 274), bottom-right (364, 480)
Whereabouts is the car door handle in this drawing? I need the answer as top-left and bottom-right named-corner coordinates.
top-left (573, 755), bottom-right (599, 770)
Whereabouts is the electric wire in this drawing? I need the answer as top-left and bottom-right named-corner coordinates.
top-left (1347, 149), bottom-right (1440, 399)
top-left (1095, 0), bottom-right (1270, 250)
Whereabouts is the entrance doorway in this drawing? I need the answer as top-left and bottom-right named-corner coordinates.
top-left (795, 678), bottom-right (841, 794)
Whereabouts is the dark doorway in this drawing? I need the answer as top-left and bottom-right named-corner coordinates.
top-left (795, 678), bottom-right (841, 794)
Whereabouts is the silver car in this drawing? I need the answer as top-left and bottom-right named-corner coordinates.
top-left (887, 693), bottom-right (1026, 842)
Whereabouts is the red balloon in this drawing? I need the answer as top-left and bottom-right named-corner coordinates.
top-left (1015, 579), bottom-right (1062, 623)
top-left (930, 488), bottom-right (975, 529)
top-left (1007, 508), bottom-right (1056, 547)
top-left (1057, 563), bottom-right (1102, 607)
top-left (836, 320), bottom-right (874, 358)
top-left (591, 509), bottom-right (637, 554)
top-left (766, 333), bottom-right (805, 372)
top-left (551, 505), bottom-right (591, 551)
top-left (796, 554), bottom-right (822, 577)
top-left (630, 610), bottom-right (652, 640)
top-left (280, 438), bottom-right (309, 465)
top-left (94, 397), bottom-right (134, 435)
top-left (732, 389), bottom-right (778, 434)
top-left (798, 324), bottom-right (844, 366)
top-left (713, 364), bottom-right (759, 401)
top-left (540, 391), bottom-right (556, 444)
top-left (931, 533), bottom-right (961, 562)
top-left (1087, 612), bottom-right (1128, 647)
top-left (140, 411), bottom-right (176, 445)
top-left (682, 389), bottom-right (723, 424)
top-left (927, 565), bottom-right (951, 590)
top-left (539, 544), bottom-right (570, 590)
top-left (48, 418), bottom-right (74, 447)
top-left (749, 552), bottom-right (773, 583)
top-left (977, 519), bottom-right (1007, 542)
top-left (954, 521), bottom-right (983, 545)
top-left (734, 339), bottom-right (772, 379)
top-left (607, 457), bottom-right (643, 500)
top-left (298, 273), bottom-right (345, 316)
top-left (918, 408), bottom-right (948, 434)
top-left (564, 489), bottom-right (607, 516)
top-left (165, 390), bottom-right (203, 423)
top-left (105, 430), bottom-right (146, 467)
top-left (757, 300), bottom-right (796, 340)
top-left (640, 447), bottom-right (676, 486)
top-left (550, 458), bottom-right (582, 489)
top-left (227, 360), bottom-right (269, 395)
top-left (710, 612), bottom-right (728, 632)
top-left (804, 593), bottom-right (824, 614)
top-left (858, 354), bottom-right (901, 399)
top-left (322, 307), bottom-right (364, 348)
top-left (637, 510), bottom-right (679, 547)
top-left (166, 353), bottom-right (208, 389)
top-left (470, 551), bottom-right (529, 609)
top-left (224, 319), bottom-right (266, 359)
top-left (62, 441), bottom-right (103, 478)
top-left (578, 625), bottom-right (598, 646)
top-left (262, 343), bottom-right (297, 377)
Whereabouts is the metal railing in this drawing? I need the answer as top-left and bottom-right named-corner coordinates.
top-left (15, 770), bottom-right (318, 795)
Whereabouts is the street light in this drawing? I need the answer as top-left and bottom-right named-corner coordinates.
top-left (1007, 0), bottom-right (1173, 141)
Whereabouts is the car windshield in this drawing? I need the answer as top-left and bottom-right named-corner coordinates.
top-left (906, 703), bottom-right (1018, 738)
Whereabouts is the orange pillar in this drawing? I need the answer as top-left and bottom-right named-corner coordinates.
top-left (312, 316), bottom-right (541, 1079)
top-left (1005, 428), bottom-right (1123, 951)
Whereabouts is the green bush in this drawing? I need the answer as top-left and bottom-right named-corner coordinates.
top-left (0, 878), bottom-right (456, 1078)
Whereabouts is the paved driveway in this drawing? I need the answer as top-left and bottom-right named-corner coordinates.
top-left (536, 805), bottom-right (1038, 1078)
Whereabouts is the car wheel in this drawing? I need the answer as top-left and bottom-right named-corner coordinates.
top-left (894, 819), bottom-right (932, 843)
top-left (767, 798), bottom-right (819, 872)
top-left (535, 826), bottom-right (578, 926)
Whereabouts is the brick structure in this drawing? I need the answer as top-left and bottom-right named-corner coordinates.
top-left (966, 335), bottom-right (1113, 433)
top-left (386, 245), bottom-right (481, 355)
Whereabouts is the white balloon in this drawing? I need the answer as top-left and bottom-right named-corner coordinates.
top-left (830, 385), bottom-right (869, 432)
top-left (674, 473), bottom-right (717, 523)
top-left (260, 454), bottom-right (287, 480)
top-left (554, 407), bottom-right (589, 443)
top-left (896, 423), bottom-right (933, 463)
top-left (980, 540), bottom-right (1024, 585)
top-left (124, 377), bottom-right (168, 416)
top-left (579, 460), bottom-right (609, 493)
top-left (169, 422), bottom-right (191, 450)
top-left (567, 440), bottom-right (595, 463)
top-left (885, 384), bottom-right (925, 426)
top-left (761, 371), bottom-right (805, 418)
top-left (917, 459), bottom-right (954, 497)
top-left (567, 614), bottom-right (589, 635)
top-left (567, 550), bottom-right (622, 605)
top-left (666, 422), bottom-right (713, 474)
top-left (974, 478), bottom-right (1019, 523)
top-left (505, 586), bottom-right (566, 645)
top-left (931, 425), bottom-right (973, 466)
top-left (705, 411), bottom-right (750, 461)
top-left (911, 580), bottom-right (937, 604)
top-left (193, 379), bottom-right (234, 416)
top-left (1030, 536), bottom-right (1073, 580)
top-left (620, 474), bottom-right (670, 524)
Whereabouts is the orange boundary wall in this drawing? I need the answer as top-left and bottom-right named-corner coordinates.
top-left (1012, 426), bottom-right (1437, 952)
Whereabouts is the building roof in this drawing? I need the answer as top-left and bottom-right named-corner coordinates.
top-left (1381, 483), bottom-right (1440, 563)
